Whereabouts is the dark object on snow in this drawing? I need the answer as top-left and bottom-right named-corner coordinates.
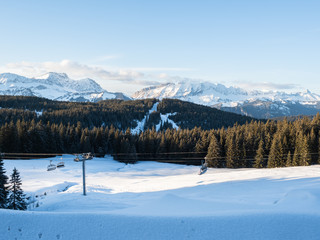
top-left (199, 158), bottom-right (208, 175)
top-left (47, 160), bottom-right (56, 171)
top-left (57, 157), bottom-right (65, 168)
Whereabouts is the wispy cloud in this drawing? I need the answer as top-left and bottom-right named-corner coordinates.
top-left (127, 67), bottom-right (195, 72)
top-left (233, 80), bottom-right (298, 91)
top-left (0, 60), bottom-right (301, 94)
top-left (0, 60), bottom-right (165, 93)
top-left (0, 60), bottom-right (194, 86)
top-left (0, 59), bottom-right (144, 82)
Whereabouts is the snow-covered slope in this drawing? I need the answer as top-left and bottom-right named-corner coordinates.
top-left (0, 72), bottom-right (129, 102)
top-left (132, 81), bottom-right (320, 118)
top-left (131, 102), bottom-right (179, 134)
top-left (1, 156), bottom-right (320, 239)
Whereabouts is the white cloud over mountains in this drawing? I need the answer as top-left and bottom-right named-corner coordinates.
top-left (234, 80), bottom-right (298, 91)
top-left (0, 60), bottom-right (301, 95)
top-left (0, 60), bottom-right (163, 93)
top-left (1, 60), bottom-right (144, 82)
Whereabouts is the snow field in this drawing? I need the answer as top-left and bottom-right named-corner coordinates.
top-left (1, 210), bottom-right (320, 240)
top-left (1, 155), bottom-right (320, 239)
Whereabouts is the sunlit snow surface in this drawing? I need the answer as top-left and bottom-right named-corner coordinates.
top-left (1, 155), bottom-right (320, 240)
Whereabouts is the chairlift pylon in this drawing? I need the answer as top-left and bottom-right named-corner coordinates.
top-left (73, 152), bottom-right (93, 196)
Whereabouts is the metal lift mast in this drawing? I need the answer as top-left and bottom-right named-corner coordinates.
top-left (74, 153), bottom-right (93, 196)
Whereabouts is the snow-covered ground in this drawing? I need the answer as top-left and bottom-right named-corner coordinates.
top-left (1, 155), bottom-right (320, 239)
top-left (131, 102), bottom-right (159, 134)
top-left (131, 102), bottom-right (179, 134)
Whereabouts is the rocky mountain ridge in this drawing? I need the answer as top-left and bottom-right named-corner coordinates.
top-left (0, 72), bottom-right (129, 102)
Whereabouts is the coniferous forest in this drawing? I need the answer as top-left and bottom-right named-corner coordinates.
top-left (0, 95), bottom-right (319, 168)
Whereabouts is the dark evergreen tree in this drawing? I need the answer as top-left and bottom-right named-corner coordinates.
top-left (206, 135), bottom-right (221, 167)
top-left (286, 151), bottom-right (292, 167)
top-left (292, 148), bottom-right (300, 166)
top-left (7, 168), bottom-right (27, 210)
top-left (300, 135), bottom-right (311, 166)
top-left (267, 133), bottom-right (284, 168)
top-left (308, 128), bottom-right (318, 164)
top-left (254, 139), bottom-right (265, 168)
top-left (158, 135), bottom-right (167, 153)
top-left (225, 132), bottom-right (238, 168)
top-left (0, 155), bottom-right (9, 208)
top-left (292, 131), bottom-right (305, 166)
top-left (318, 133), bottom-right (320, 164)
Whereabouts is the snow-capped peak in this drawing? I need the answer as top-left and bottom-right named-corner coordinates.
top-left (36, 72), bottom-right (69, 80)
top-left (132, 81), bottom-right (320, 108)
top-left (0, 72), bottom-right (30, 84)
top-left (0, 72), bottom-right (129, 102)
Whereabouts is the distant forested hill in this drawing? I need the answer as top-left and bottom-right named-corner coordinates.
top-left (0, 96), bottom-right (256, 131)
top-left (157, 99), bottom-right (257, 129)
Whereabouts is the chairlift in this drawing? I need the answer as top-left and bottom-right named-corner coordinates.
top-left (74, 152), bottom-right (93, 162)
top-left (57, 157), bottom-right (65, 168)
top-left (47, 160), bottom-right (56, 171)
top-left (82, 152), bottom-right (93, 160)
top-left (74, 155), bottom-right (80, 162)
top-left (198, 158), bottom-right (208, 175)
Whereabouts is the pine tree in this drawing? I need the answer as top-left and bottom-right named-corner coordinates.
top-left (267, 133), bottom-right (284, 168)
top-left (7, 168), bottom-right (27, 210)
top-left (292, 131), bottom-right (310, 166)
top-left (308, 128), bottom-right (317, 164)
top-left (158, 135), bottom-right (167, 153)
top-left (80, 131), bottom-right (91, 153)
top-left (128, 144), bottom-right (137, 163)
top-left (254, 139), bottom-right (265, 168)
top-left (318, 133), bottom-right (320, 164)
top-left (286, 151), bottom-right (292, 167)
top-left (225, 132), bottom-right (238, 168)
top-left (300, 135), bottom-right (311, 166)
top-left (206, 135), bottom-right (221, 168)
top-left (0, 155), bottom-right (9, 208)
top-left (292, 148), bottom-right (299, 166)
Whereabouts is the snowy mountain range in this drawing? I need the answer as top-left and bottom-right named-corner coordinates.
top-left (0, 72), bottom-right (129, 102)
top-left (132, 82), bottom-right (320, 118)
top-left (1, 72), bottom-right (320, 118)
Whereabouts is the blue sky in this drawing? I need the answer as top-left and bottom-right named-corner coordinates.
top-left (0, 0), bottom-right (319, 95)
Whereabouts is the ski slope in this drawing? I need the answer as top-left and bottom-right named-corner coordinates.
top-left (131, 102), bottom-right (179, 134)
top-left (1, 155), bottom-right (320, 239)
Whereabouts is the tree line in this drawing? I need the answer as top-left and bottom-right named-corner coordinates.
top-left (0, 113), bottom-right (320, 168)
top-left (0, 96), bottom-right (158, 130)
top-left (0, 96), bottom-right (255, 131)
